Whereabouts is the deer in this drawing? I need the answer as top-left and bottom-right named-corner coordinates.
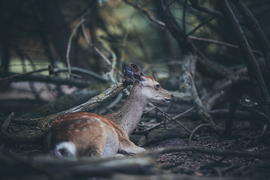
top-left (44, 64), bottom-right (173, 157)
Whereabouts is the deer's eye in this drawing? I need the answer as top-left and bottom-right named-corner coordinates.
top-left (155, 84), bottom-right (160, 89)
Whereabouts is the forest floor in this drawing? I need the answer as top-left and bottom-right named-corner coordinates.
top-left (1, 121), bottom-right (270, 180)
top-left (147, 135), bottom-right (270, 179)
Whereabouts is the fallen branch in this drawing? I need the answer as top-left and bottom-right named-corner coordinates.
top-left (141, 145), bottom-right (270, 159)
top-left (1, 112), bottom-right (15, 133)
top-left (0, 81), bottom-right (127, 142)
top-left (0, 153), bottom-right (156, 179)
top-left (20, 83), bottom-right (110, 118)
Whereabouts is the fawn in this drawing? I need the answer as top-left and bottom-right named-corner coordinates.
top-left (45, 64), bottom-right (173, 157)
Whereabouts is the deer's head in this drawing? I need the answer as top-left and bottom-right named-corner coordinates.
top-left (124, 64), bottom-right (173, 104)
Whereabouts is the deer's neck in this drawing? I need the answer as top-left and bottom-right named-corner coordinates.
top-left (109, 85), bottom-right (147, 136)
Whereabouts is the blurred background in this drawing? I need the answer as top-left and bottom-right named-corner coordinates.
top-left (0, 0), bottom-right (269, 117)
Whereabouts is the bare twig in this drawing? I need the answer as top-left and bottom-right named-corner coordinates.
top-left (0, 71), bottom-right (103, 88)
top-left (189, 35), bottom-right (263, 56)
top-left (81, 22), bottom-right (111, 66)
top-left (188, 123), bottom-right (211, 143)
top-left (0, 65), bottom-right (108, 84)
top-left (187, 16), bottom-right (216, 36)
top-left (0, 67), bottom-right (49, 83)
top-left (50, 66), bottom-right (108, 82)
top-left (98, 40), bottom-right (117, 83)
top-left (183, 0), bottom-right (188, 35)
top-left (66, 18), bottom-right (86, 78)
top-left (141, 106), bottom-right (194, 134)
top-left (189, 0), bottom-right (246, 25)
top-left (1, 112), bottom-right (15, 133)
top-left (165, 0), bottom-right (176, 12)
top-left (189, 0), bottom-right (224, 19)
top-left (123, 0), bottom-right (166, 28)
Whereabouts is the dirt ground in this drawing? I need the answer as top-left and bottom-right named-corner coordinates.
top-left (146, 134), bottom-right (270, 179)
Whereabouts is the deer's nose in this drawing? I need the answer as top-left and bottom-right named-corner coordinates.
top-left (171, 94), bottom-right (174, 99)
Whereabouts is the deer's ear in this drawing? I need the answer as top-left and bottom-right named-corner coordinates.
top-left (133, 79), bottom-right (140, 86)
top-left (123, 64), bottom-right (134, 85)
top-left (130, 64), bottom-right (140, 73)
top-left (131, 64), bottom-right (144, 82)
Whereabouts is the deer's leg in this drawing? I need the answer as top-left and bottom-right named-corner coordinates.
top-left (83, 132), bottom-right (106, 157)
top-left (74, 122), bottom-right (107, 157)
top-left (102, 127), bottom-right (120, 156)
top-left (118, 137), bottom-right (145, 155)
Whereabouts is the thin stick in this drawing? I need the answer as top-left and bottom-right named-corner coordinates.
top-left (98, 40), bottom-right (117, 83)
top-left (183, 0), bottom-right (188, 35)
top-left (0, 67), bottom-right (48, 83)
top-left (123, 0), bottom-right (166, 28)
top-left (80, 8), bottom-right (117, 82)
top-left (81, 22), bottom-right (111, 66)
top-left (1, 112), bottom-right (15, 133)
top-left (142, 106), bottom-right (194, 134)
top-left (188, 123), bottom-right (211, 143)
top-left (51, 66), bottom-right (108, 82)
top-left (165, 0), bottom-right (177, 12)
top-left (66, 18), bottom-right (86, 78)
top-left (187, 16), bottom-right (216, 36)
top-left (189, 0), bottom-right (223, 17)
top-left (189, 35), bottom-right (263, 56)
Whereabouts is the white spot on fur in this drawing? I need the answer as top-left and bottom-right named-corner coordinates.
top-left (69, 124), bottom-right (74, 129)
top-left (55, 142), bottom-right (76, 157)
top-left (83, 127), bottom-right (87, 131)
top-left (75, 129), bottom-right (80, 132)
top-left (76, 120), bottom-right (82, 124)
top-left (91, 118), bottom-right (101, 122)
